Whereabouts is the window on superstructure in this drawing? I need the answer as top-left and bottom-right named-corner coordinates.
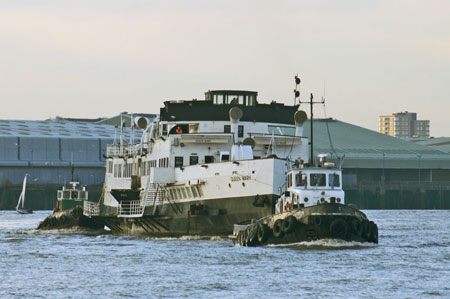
top-left (214, 94), bottom-right (225, 104)
top-left (190, 156), bottom-right (199, 165)
top-left (310, 173), bottom-right (326, 187)
top-left (295, 173), bottom-right (302, 186)
top-left (247, 95), bottom-right (256, 106)
top-left (238, 125), bottom-right (244, 138)
top-left (175, 156), bottom-right (183, 168)
top-left (329, 173), bottom-right (340, 187)
top-left (224, 125), bottom-right (231, 133)
top-left (205, 156), bottom-right (214, 163)
top-left (162, 124), bottom-right (168, 136)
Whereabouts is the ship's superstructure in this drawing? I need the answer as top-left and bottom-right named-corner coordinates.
top-left (85, 90), bottom-right (309, 235)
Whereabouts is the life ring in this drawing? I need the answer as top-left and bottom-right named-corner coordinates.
top-left (329, 219), bottom-right (348, 239)
top-left (257, 223), bottom-right (270, 243)
top-left (282, 215), bottom-right (297, 233)
top-left (175, 127), bottom-right (183, 134)
top-left (273, 219), bottom-right (284, 238)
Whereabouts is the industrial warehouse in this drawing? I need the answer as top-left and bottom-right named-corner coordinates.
top-left (1, 116), bottom-right (449, 210)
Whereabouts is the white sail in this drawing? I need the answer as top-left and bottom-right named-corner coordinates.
top-left (16, 175), bottom-right (28, 210)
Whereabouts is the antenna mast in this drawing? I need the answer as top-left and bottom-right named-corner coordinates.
top-left (293, 75), bottom-right (325, 166)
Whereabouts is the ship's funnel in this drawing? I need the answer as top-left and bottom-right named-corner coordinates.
top-left (294, 110), bottom-right (307, 137)
top-left (229, 107), bottom-right (243, 144)
top-left (134, 117), bottom-right (149, 130)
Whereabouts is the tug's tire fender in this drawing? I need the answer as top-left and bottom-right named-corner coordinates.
top-left (362, 220), bottom-right (371, 239)
top-left (313, 215), bottom-right (322, 226)
top-left (352, 219), bottom-right (363, 236)
top-left (257, 223), bottom-right (270, 243)
top-left (282, 215), bottom-right (297, 233)
top-left (368, 221), bottom-right (379, 244)
top-left (329, 219), bottom-right (348, 239)
top-left (273, 219), bottom-right (284, 238)
top-left (247, 225), bottom-right (258, 246)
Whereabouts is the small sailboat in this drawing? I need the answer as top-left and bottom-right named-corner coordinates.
top-left (16, 175), bottom-right (33, 214)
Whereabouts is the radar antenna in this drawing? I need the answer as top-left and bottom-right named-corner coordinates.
top-left (293, 75), bottom-right (325, 166)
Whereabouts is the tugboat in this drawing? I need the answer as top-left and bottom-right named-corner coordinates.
top-left (234, 157), bottom-right (379, 246)
top-left (37, 174), bottom-right (103, 230)
top-left (234, 77), bottom-right (378, 246)
top-left (55, 182), bottom-right (88, 211)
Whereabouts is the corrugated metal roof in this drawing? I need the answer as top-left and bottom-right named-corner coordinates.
top-left (303, 119), bottom-right (450, 169)
top-left (412, 137), bottom-right (450, 154)
top-left (0, 118), bottom-right (142, 139)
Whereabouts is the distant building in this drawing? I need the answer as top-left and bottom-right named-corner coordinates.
top-left (409, 137), bottom-right (450, 154)
top-left (379, 111), bottom-right (430, 138)
top-left (0, 113), bottom-right (150, 210)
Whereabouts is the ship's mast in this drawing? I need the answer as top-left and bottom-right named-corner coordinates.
top-left (294, 75), bottom-right (325, 166)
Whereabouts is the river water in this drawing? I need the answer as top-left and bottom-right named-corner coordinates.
top-left (1, 210), bottom-right (449, 298)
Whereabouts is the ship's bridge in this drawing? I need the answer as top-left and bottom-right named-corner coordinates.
top-left (205, 90), bottom-right (257, 106)
top-left (276, 167), bottom-right (345, 212)
top-left (160, 90), bottom-right (299, 125)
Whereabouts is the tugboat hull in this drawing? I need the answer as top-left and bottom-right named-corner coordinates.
top-left (235, 203), bottom-right (378, 246)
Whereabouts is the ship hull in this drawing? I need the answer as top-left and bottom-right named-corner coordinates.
top-left (96, 194), bottom-right (275, 235)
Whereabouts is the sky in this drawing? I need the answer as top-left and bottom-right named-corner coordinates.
top-left (0, 0), bottom-right (449, 136)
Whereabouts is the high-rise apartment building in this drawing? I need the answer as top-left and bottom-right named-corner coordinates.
top-left (379, 112), bottom-right (430, 138)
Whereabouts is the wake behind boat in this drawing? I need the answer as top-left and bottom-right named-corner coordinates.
top-left (16, 175), bottom-right (32, 214)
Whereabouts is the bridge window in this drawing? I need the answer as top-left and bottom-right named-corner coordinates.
top-left (310, 173), bottom-right (326, 187)
top-left (329, 173), bottom-right (340, 187)
top-left (295, 173), bottom-right (302, 186)
top-left (287, 173), bottom-right (292, 188)
top-left (214, 94), bottom-right (225, 104)
top-left (247, 95), bottom-right (256, 106)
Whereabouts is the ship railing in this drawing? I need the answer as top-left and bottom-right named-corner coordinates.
top-left (83, 200), bottom-right (100, 217)
top-left (106, 143), bottom-right (141, 157)
top-left (118, 200), bottom-right (144, 218)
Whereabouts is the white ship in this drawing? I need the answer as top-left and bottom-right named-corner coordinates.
top-left (84, 90), bottom-right (310, 235)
